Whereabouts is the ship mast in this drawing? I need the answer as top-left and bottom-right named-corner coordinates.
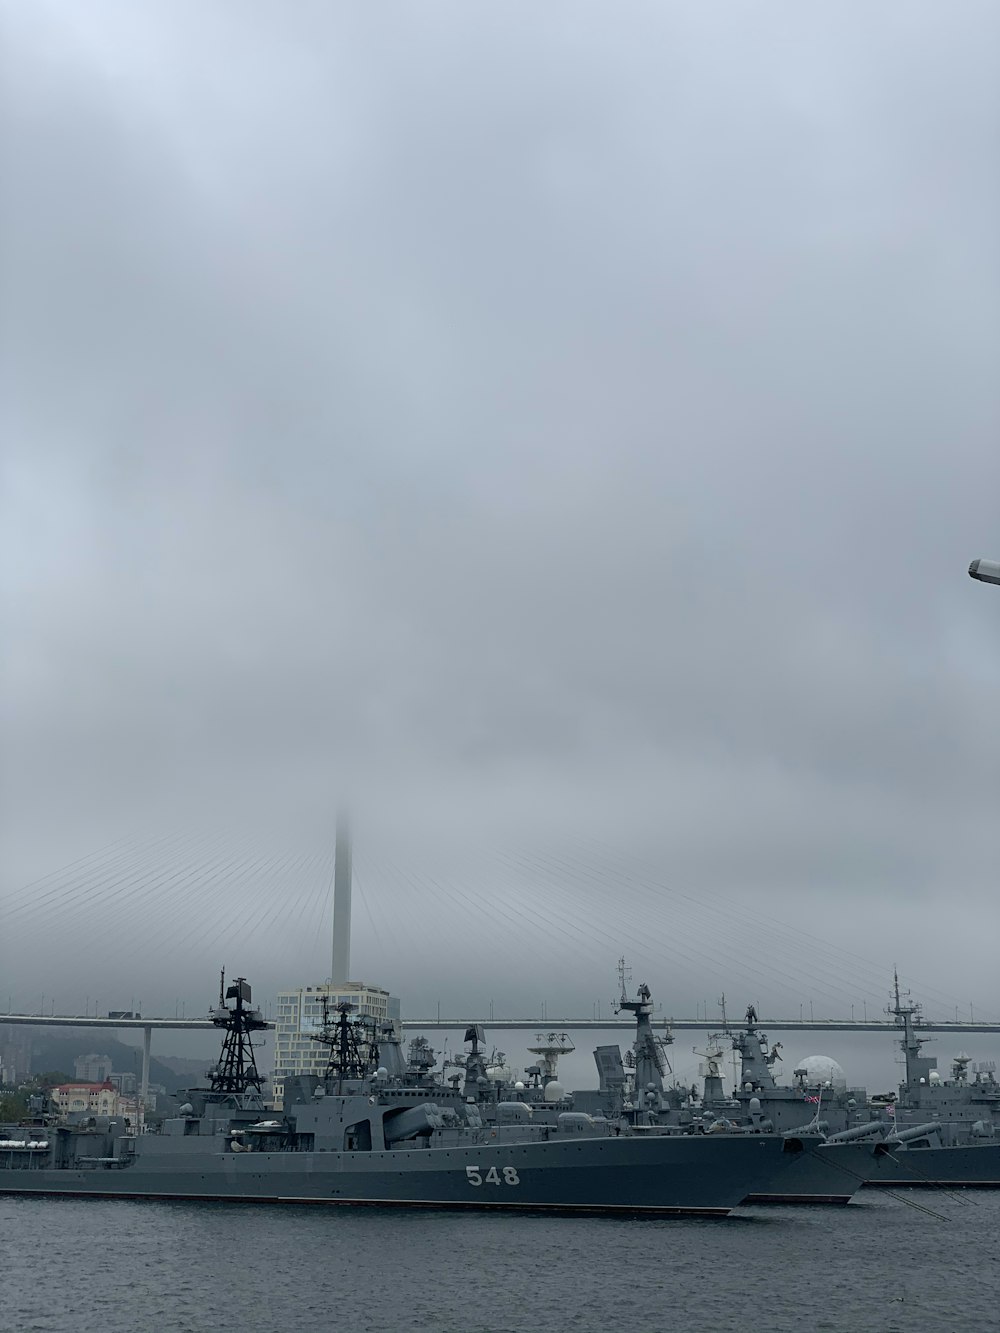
top-left (615, 963), bottom-right (672, 1106)
top-left (888, 969), bottom-right (936, 1088)
top-left (208, 973), bottom-right (267, 1098)
top-left (311, 997), bottom-right (373, 1093)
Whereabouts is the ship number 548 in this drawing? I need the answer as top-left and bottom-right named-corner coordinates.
top-left (466, 1165), bottom-right (520, 1186)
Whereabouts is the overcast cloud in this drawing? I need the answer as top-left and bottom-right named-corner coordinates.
top-left (2, 3), bottom-right (999, 1033)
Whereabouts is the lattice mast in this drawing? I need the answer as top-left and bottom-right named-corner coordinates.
top-left (311, 997), bottom-right (374, 1092)
top-left (209, 971), bottom-right (267, 1096)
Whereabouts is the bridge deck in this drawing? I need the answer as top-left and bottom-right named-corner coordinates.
top-left (2, 1014), bottom-right (999, 1034)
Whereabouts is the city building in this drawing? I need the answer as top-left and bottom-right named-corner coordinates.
top-left (271, 981), bottom-right (400, 1109)
top-left (116, 1094), bottom-right (143, 1123)
top-left (50, 1080), bottom-right (120, 1116)
top-left (74, 1053), bottom-right (113, 1083)
top-left (142, 1082), bottom-right (167, 1111)
top-left (0, 1026), bottom-right (32, 1086)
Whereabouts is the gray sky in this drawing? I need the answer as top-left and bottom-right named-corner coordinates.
top-left (2, 3), bottom-right (999, 1041)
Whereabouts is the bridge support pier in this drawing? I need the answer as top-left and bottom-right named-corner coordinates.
top-left (141, 1025), bottom-right (151, 1111)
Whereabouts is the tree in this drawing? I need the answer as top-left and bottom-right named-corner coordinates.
top-left (30, 1071), bottom-right (74, 1089)
top-left (0, 1090), bottom-right (29, 1120)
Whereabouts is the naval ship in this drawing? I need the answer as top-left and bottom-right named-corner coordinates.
top-left (549, 979), bottom-right (882, 1204)
top-left (857, 977), bottom-right (999, 1188)
top-left (0, 974), bottom-right (819, 1216)
top-left (677, 979), bottom-right (1000, 1190)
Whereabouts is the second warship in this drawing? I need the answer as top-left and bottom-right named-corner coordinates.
top-left (562, 977), bottom-right (880, 1204)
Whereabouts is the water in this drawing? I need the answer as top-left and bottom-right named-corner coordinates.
top-left (4, 1192), bottom-right (998, 1333)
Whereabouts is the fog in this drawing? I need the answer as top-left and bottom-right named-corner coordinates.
top-left (2, 4), bottom-right (999, 1035)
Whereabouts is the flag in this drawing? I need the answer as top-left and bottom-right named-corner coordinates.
top-left (886, 1103), bottom-right (895, 1117)
top-left (803, 1094), bottom-right (820, 1104)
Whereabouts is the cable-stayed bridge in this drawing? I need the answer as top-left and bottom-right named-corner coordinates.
top-left (9, 830), bottom-right (996, 1027)
top-left (6, 819), bottom-right (998, 1106)
top-left (5, 1009), bottom-right (1000, 1109)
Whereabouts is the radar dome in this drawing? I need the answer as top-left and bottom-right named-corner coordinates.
top-left (514, 1081), bottom-right (525, 1090)
top-left (796, 1055), bottom-right (847, 1090)
top-left (543, 1080), bottom-right (565, 1103)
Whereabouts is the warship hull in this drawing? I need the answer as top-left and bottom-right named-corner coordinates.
top-left (862, 1142), bottom-right (1000, 1189)
top-left (0, 1132), bottom-right (813, 1217)
top-left (743, 1142), bottom-right (878, 1205)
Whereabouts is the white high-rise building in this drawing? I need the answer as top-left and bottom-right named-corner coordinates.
top-left (271, 981), bottom-right (401, 1109)
top-left (74, 1053), bottom-right (113, 1083)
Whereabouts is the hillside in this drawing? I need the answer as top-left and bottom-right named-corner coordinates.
top-left (18, 1032), bottom-right (206, 1096)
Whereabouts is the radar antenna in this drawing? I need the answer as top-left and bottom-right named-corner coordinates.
top-left (694, 1033), bottom-right (728, 1099)
top-left (694, 1035), bottom-right (726, 1076)
top-left (526, 1032), bottom-right (576, 1084)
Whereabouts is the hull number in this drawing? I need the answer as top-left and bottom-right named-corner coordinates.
top-left (466, 1165), bottom-right (520, 1186)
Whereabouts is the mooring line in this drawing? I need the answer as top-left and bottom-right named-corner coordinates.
top-left (806, 1149), bottom-right (950, 1222)
top-left (873, 1145), bottom-right (978, 1207)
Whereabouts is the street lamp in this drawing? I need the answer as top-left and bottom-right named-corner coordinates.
top-left (968, 558), bottom-right (1000, 586)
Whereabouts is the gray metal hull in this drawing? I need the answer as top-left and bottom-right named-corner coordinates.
top-left (743, 1142), bottom-right (876, 1204)
top-left (862, 1141), bottom-right (1000, 1188)
top-left (0, 1134), bottom-right (808, 1217)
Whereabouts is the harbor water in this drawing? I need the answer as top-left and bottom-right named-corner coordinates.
top-left (4, 1191), bottom-right (998, 1333)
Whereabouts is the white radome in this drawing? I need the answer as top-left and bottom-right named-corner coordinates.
top-left (796, 1055), bottom-right (848, 1089)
